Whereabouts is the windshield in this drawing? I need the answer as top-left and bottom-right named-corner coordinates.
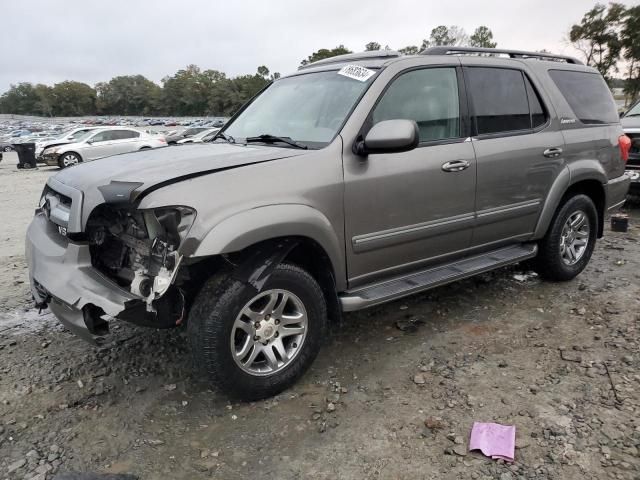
top-left (223, 69), bottom-right (376, 148)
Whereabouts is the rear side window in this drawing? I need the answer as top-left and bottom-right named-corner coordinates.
top-left (524, 76), bottom-right (546, 128)
top-left (113, 130), bottom-right (140, 140)
top-left (466, 67), bottom-right (546, 135)
top-left (548, 70), bottom-right (618, 125)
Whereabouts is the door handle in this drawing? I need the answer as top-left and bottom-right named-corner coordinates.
top-left (543, 147), bottom-right (563, 158)
top-left (441, 160), bottom-right (470, 172)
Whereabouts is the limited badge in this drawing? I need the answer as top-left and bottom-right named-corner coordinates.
top-left (337, 65), bottom-right (376, 82)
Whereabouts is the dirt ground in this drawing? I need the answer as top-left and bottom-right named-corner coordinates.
top-left (1, 152), bottom-right (639, 480)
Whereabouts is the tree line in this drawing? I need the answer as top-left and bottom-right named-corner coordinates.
top-left (1, 4), bottom-right (638, 118)
top-left (0, 65), bottom-right (279, 118)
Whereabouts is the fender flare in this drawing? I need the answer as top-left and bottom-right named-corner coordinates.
top-left (188, 204), bottom-right (347, 290)
top-left (533, 161), bottom-right (607, 238)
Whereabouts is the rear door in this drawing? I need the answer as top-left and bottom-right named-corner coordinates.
top-left (110, 129), bottom-right (142, 154)
top-left (461, 60), bottom-right (566, 248)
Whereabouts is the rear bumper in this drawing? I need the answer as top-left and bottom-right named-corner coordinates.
top-left (605, 173), bottom-right (631, 211)
top-left (26, 213), bottom-right (139, 343)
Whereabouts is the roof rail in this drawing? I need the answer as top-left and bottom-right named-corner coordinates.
top-left (298, 50), bottom-right (401, 70)
top-left (421, 46), bottom-right (583, 65)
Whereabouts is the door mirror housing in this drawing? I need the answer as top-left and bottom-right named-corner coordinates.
top-left (355, 119), bottom-right (419, 156)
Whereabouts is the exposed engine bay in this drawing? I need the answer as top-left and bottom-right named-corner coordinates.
top-left (85, 205), bottom-right (194, 312)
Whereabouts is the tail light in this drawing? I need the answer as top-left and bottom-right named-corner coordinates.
top-left (619, 134), bottom-right (631, 163)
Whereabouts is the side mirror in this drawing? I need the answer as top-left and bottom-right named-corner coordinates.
top-left (355, 119), bottom-right (419, 156)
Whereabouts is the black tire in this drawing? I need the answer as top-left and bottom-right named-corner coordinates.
top-left (533, 194), bottom-right (598, 281)
top-left (58, 152), bottom-right (81, 169)
top-left (3, 146), bottom-right (13, 152)
top-left (188, 263), bottom-right (327, 400)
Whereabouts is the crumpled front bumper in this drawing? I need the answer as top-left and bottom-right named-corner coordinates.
top-left (26, 212), bottom-right (139, 343)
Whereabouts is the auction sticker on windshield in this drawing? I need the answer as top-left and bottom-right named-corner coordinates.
top-left (337, 65), bottom-right (376, 82)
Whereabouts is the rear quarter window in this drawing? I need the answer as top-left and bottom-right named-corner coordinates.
top-left (548, 70), bottom-right (618, 125)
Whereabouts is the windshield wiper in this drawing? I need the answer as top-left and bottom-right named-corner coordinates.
top-left (245, 134), bottom-right (308, 150)
top-left (213, 131), bottom-right (236, 143)
top-left (625, 113), bottom-right (640, 117)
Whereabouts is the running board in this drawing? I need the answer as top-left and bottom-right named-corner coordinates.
top-left (340, 243), bottom-right (538, 312)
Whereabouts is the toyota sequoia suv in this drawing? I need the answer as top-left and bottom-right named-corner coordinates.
top-left (26, 47), bottom-right (631, 400)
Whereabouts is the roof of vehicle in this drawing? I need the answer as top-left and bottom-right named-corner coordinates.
top-left (293, 47), bottom-right (592, 76)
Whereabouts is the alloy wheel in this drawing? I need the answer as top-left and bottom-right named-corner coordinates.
top-left (230, 289), bottom-right (308, 376)
top-left (560, 210), bottom-right (590, 265)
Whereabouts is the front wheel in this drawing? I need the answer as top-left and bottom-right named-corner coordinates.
top-left (188, 263), bottom-right (327, 400)
top-left (533, 194), bottom-right (598, 281)
top-left (58, 152), bottom-right (81, 168)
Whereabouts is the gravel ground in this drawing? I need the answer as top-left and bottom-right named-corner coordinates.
top-left (1, 153), bottom-right (639, 480)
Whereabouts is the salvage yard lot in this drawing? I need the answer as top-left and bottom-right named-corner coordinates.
top-left (0, 154), bottom-right (639, 480)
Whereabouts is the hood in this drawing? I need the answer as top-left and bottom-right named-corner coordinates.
top-left (51, 143), bottom-right (308, 225)
top-left (622, 115), bottom-right (640, 131)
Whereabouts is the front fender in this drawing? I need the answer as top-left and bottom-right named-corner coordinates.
top-left (188, 204), bottom-right (346, 290)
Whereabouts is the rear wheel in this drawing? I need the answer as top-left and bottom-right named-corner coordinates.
top-left (3, 146), bottom-right (13, 152)
top-left (533, 194), bottom-right (597, 281)
top-left (58, 152), bottom-right (81, 169)
top-left (188, 263), bottom-right (327, 400)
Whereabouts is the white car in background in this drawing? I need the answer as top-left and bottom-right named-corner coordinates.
top-left (35, 127), bottom-right (102, 159)
top-left (176, 128), bottom-right (220, 144)
top-left (41, 127), bottom-right (167, 168)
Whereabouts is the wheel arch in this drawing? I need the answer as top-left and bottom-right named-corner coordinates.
top-left (534, 167), bottom-right (606, 239)
top-left (186, 204), bottom-right (347, 291)
top-left (58, 150), bottom-right (83, 166)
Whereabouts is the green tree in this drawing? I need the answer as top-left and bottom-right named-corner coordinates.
top-left (365, 41), bottom-right (381, 51)
top-left (96, 75), bottom-right (162, 115)
top-left (621, 5), bottom-right (640, 101)
top-left (0, 83), bottom-right (40, 114)
top-left (470, 26), bottom-right (497, 48)
top-left (300, 45), bottom-right (352, 66)
top-left (398, 45), bottom-right (420, 55)
top-left (49, 81), bottom-right (96, 116)
top-left (421, 25), bottom-right (469, 50)
top-left (569, 2), bottom-right (626, 81)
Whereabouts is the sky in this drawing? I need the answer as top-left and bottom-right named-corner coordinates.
top-left (0, 0), bottom-right (637, 93)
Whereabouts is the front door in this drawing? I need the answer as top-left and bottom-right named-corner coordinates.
top-left (461, 61), bottom-right (566, 247)
top-left (343, 66), bottom-right (477, 287)
top-left (82, 130), bottom-right (117, 160)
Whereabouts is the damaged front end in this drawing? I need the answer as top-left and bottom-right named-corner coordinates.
top-left (26, 178), bottom-right (198, 344)
top-left (84, 204), bottom-right (196, 325)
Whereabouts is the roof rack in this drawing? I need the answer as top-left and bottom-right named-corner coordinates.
top-left (421, 46), bottom-right (583, 65)
top-left (298, 50), bottom-right (401, 70)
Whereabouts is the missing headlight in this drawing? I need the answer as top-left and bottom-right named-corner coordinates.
top-left (86, 205), bottom-right (196, 311)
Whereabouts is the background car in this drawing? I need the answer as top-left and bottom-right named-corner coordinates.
top-left (176, 128), bottom-right (220, 144)
top-left (41, 127), bottom-right (167, 168)
top-left (35, 127), bottom-right (102, 159)
top-left (165, 127), bottom-right (210, 144)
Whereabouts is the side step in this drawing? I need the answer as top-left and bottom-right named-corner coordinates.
top-left (340, 243), bottom-right (538, 312)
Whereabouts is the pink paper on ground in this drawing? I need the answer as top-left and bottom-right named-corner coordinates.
top-left (469, 422), bottom-right (516, 462)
